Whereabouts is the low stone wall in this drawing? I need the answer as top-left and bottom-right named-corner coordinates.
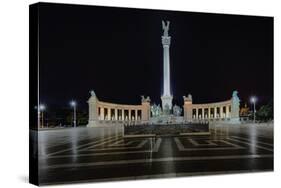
top-left (209, 121), bottom-right (273, 128)
top-left (208, 121), bottom-right (273, 138)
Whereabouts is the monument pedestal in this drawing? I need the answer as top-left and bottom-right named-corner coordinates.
top-left (150, 114), bottom-right (183, 124)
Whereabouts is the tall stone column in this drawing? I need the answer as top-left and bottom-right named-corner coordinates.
top-left (161, 20), bottom-right (173, 114)
top-left (87, 90), bottom-right (98, 127)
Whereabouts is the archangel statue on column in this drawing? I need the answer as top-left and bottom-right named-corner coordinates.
top-left (162, 20), bottom-right (170, 36)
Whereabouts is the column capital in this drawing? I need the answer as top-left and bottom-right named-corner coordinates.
top-left (162, 36), bottom-right (171, 46)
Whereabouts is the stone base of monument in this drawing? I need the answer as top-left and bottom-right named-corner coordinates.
top-left (124, 123), bottom-right (210, 137)
top-left (150, 115), bottom-right (184, 124)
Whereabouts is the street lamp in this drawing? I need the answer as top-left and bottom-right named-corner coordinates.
top-left (70, 100), bottom-right (77, 127)
top-left (250, 96), bottom-right (257, 123)
top-left (39, 104), bottom-right (46, 128)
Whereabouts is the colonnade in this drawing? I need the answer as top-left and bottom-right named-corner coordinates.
top-left (87, 92), bottom-right (151, 127)
top-left (98, 107), bottom-right (142, 121)
top-left (88, 91), bottom-right (240, 127)
top-left (183, 94), bottom-right (238, 122)
top-left (191, 105), bottom-right (231, 120)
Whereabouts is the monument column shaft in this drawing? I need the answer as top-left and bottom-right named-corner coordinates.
top-left (163, 45), bottom-right (171, 96)
top-left (161, 20), bottom-right (173, 112)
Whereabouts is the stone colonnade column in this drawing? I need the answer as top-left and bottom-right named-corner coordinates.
top-left (226, 105), bottom-right (230, 118)
top-left (122, 109), bottom-right (124, 121)
top-left (220, 106), bottom-right (223, 119)
top-left (100, 107), bottom-right (104, 120)
top-left (214, 107), bottom-right (217, 119)
top-left (107, 108), bottom-right (111, 120)
top-left (115, 108), bottom-right (118, 120)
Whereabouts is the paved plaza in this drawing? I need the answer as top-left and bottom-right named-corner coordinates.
top-left (34, 123), bottom-right (273, 185)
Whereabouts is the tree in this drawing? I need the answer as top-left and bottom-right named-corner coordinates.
top-left (256, 100), bottom-right (273, 121)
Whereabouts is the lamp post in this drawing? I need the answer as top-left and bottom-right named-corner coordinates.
top-left (250, 96), bottom-right (257, 123)
top-left (70, 100), bottom-right (77, 127)
top-left (39, 104), bottom-right (46, 128)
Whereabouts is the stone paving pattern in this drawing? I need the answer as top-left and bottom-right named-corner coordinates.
top-left (34, 124), bottom-right (273, 185)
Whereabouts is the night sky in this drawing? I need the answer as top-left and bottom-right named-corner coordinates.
top-left (38, 3), bottom-right (273, 111)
